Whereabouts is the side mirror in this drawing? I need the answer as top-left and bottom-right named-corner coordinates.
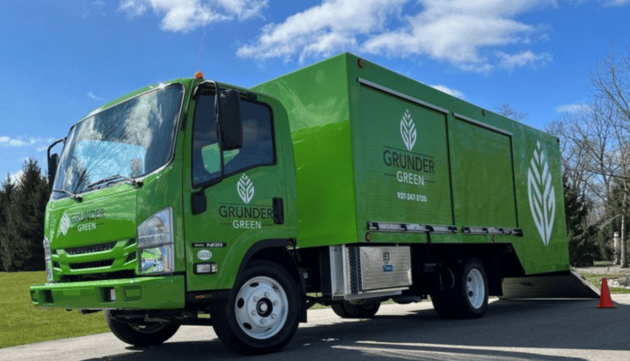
top-left (219, 89), bottom-right (243, 151)
top-left (48, 153), bottom-right (59, 191)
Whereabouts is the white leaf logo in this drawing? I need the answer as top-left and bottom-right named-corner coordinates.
top-left (237, 174), bottom-right (255, 204)
top-left (527, 141), bottom-right (556, 245)
top-left (60, 212), bottom-right (70, 236)
top-left (400, 109), bottom-right (417, 151)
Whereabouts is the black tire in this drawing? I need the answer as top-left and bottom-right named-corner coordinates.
top-left (331, 301), bottom-right (380, 319)
top-left (105, 310), bottom-right (180, 347)
top-left (450, 258), bottom-right (489, 319)
top-left (212, 260), bottom-right (301, 355)
top-left (430, 287), bottom-right (455, 319)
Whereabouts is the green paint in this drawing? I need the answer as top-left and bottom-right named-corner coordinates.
top-left (31, 53), bottom-right (569, 314)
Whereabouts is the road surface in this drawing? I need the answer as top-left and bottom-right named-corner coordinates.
top-left (2, 295), bottom-right (629, 361)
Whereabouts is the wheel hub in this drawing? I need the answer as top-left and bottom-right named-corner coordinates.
top-left (466, 268), bottom-right (485, 309)
top-left (234, 276), bottom-right (288, 339)
top-left (256, 299), bottom-right (273, 317)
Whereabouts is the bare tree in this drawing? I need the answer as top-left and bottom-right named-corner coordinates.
top-left (590, 46), bottom-right (630, 267)
top-left (494, 103), bottom-right (528, 122)
top-left (548, 45), bottom-right (630, 267)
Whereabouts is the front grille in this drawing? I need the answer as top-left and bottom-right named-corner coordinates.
top-left (126, 252), bottom-right (137, 262)
top-left (69, 259), bottom-right (115, 270)
top-left (65, 242), bottom-right (117, 255)
top-left (60, 270), bottom-right (135, 282)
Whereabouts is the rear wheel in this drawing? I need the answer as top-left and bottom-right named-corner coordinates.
top-left (430, 287), bottom-right (455, 319)
top-left (105, 310), bottom-right (180, 346)
top-left (212, 260), bottom-right (301, 355)
top-left (450, 258), bottom-right (489, 318)
top-left (332, 301), bottom-right (380, 318)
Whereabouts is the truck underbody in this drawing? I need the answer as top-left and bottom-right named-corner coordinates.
top-left (51, 241), bottom-right (598, 327)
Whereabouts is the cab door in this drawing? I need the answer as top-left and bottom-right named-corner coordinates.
top-left (182, 88), bottom-right (295, 292)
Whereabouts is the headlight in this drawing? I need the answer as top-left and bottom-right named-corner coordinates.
top-left (43, 238), bottom-right (53, 282)
top-left (138, 208), bottom-right (174, 274)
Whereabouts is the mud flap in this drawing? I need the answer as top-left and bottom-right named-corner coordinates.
top-left (501, 269), bottom-right (600, 299)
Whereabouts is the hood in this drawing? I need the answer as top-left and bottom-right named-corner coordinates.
top-left (47, 185), bottom-right (137, 250)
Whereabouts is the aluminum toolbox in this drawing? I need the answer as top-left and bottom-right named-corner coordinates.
top-left (321, 245), bottom-right (412, 300)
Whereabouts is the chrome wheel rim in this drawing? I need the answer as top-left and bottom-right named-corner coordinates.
top-left (466, 268), bottom-right (485, 309)
top-left (234, 276), bottom-right (289, 340)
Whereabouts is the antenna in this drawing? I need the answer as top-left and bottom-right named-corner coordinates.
top-left (194, 25), bottom-right (208, 72)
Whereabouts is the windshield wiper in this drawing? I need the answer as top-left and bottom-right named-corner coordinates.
top-left (52, 189), bottom-right (83, 202)
top-left (86, 174), bottom-right (143, 190)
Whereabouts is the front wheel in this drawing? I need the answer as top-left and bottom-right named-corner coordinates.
top-left (212, 260), bottom-right (301, 355)
top-left (332, 301), bottom-right (380, 318)
top-left (105, 310), bottom-right (180, 346)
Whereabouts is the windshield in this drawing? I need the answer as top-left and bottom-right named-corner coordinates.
top-left (52, 84), bottom-right (184, 199)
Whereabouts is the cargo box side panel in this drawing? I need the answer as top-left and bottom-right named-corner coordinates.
top-left (451, 119), bottom-right (518, 229)
top-left (356, 83), bottom-right (455, 242)
top-left (252, 54), bottom-right (358, 248)
top-left (511, 122), bottom-right (570, 274)
top-left (346, 53), bottom-right (568, 275)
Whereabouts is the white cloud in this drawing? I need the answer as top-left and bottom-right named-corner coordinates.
top-left (571, 0), bottom-right (630, 6)
top-left (87, 91), bottom-right (103, 101)
top-left (118, 0), bottom-right (268, 32)
top-left (496, 50), bottom-right (552, 70)
top-left (238, 0), bottom-right (555, 72)
top-left (9, 170), bottom-right (24, 185)
top-left (237, 0), bottom-right (407, 62)
top-left (431, 85), bottom-right (465, 100)
top-left (555, 103), bottom-right (590, 113)
top-left (0, 136), bottom-right (39, 147)
top-left (603, 0), bottom-right (630, 5)
top-left (37, 146), bottom-right (48, 152)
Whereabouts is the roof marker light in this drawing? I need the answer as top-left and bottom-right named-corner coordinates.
top-left (195, 72), bottom-right (204, 79)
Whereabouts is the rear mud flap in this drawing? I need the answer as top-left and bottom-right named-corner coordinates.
top-left (501, 269), bottom-right (600, 299)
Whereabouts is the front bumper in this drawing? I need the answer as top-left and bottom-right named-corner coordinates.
top-left (30, 275), bottom-right (185, 310)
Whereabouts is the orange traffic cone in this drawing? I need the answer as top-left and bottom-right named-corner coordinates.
top-left (596, 278), bottom-right (615, 308)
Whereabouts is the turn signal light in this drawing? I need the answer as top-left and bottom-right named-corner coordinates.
top-left (195, 263), bottom-right (217, 274)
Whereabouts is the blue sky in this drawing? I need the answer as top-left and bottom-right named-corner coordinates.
top-left (1, 0), bottom-right (629, 182)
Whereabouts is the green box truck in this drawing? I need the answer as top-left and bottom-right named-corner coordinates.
top-left (30, 53), bottom-right (598, 354)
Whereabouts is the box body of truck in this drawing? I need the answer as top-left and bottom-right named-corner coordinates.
top-left (30, 53), bottom-right (597, 355)
top-left (254, 52), bottom-right (567, 275)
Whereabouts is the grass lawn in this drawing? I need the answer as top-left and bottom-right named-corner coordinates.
top-left (0, 271), bottom-right (109, 349)
top-left (576, 272), bottom-right (630, 294)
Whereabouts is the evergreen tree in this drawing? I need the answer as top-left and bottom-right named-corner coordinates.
top-left (564, 174), bottom-right (599, 266)
top-left (5, 159), bottom-right (50, 271)
top-left (0, 174), bottom-right (16, 271)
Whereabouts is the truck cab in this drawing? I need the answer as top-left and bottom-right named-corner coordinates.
top-left (31, 76), bottom-right (301, 354)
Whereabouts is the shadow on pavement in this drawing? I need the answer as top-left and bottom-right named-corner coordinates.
top-left (82, 299), bottom-right (628, 361)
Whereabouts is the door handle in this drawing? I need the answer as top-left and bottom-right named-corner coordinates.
top-left (273, 197), bottom-right (284, 225)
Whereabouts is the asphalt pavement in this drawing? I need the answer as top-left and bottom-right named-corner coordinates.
top-left (2, 295), bottom-right (629, 361)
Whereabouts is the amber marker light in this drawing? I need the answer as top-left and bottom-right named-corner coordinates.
top-left (195, 72), bottom-right (204, 79)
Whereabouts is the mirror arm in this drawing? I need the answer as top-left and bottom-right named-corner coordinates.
top-left (207, 81), bottom-right (226, 180)
top-left (191, 80), bottom-right (224, 216)
top-left (46, 137), bottom-right (66, 192)
top-left (47, 137), bottom-right (66, 163)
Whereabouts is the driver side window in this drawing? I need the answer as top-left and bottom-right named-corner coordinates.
top-left (192, 92), bottom-right (275, 187)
